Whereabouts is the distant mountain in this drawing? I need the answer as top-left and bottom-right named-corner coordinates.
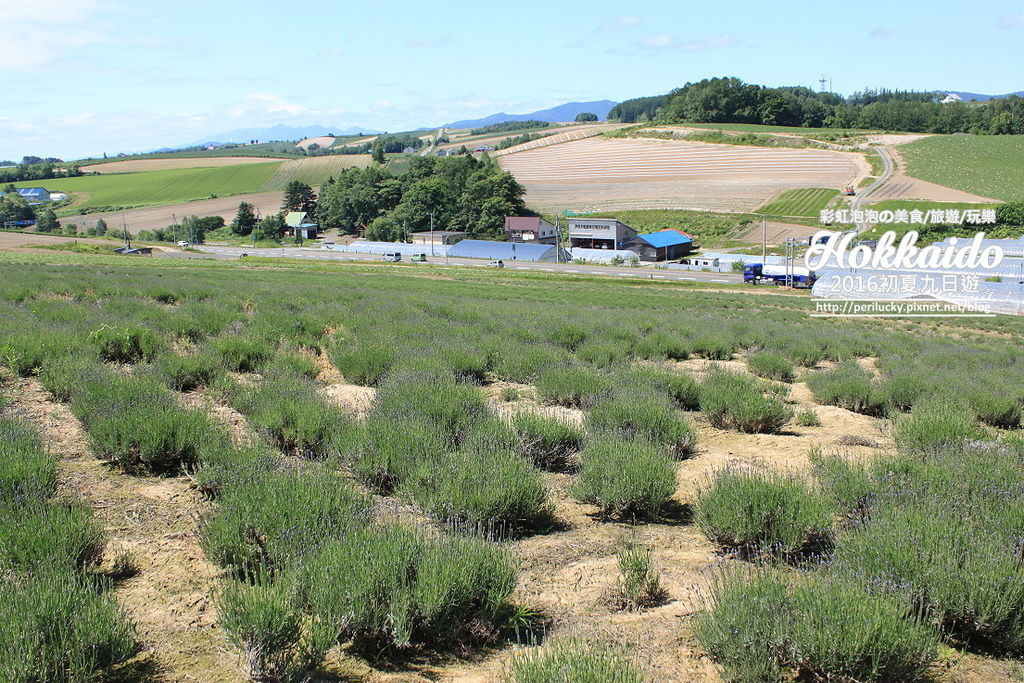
top-left (932, 90), bottom-right (1024, 102)
top-left (442, 100), bottom-right (618, 129)
top-left (188, 123), bottom-right (382, 147)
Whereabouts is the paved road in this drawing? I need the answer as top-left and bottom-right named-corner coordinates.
top-left (852, 145), bottom-right (895, 234)
top-left (192, 245), bottom-right (743, 284)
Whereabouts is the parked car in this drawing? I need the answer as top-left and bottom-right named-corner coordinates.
top-left (383, 252), bottom-right (402, 262)
top-left (487, 260), bottom-right (505, 268)
top-left (411, 253), bottom-right (427, 262)
top-left (177, 240), bottom-right (190, 248)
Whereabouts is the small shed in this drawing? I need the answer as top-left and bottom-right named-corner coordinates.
top-left (284, 211), bottom-right (319, 239)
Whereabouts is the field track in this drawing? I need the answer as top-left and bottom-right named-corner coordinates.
top-left (79, 157), bottom-right (287, 173)
top-left (499, 137), bottom-right (862, 213)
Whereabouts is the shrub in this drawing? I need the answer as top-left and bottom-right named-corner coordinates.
top-left (0, 418), bottom-right (57, 503)
top-left (372, 370), bottom-right (489, 438)
top-left (795, 408), bottom-right (821, 427)
top-left (613, 539), bottom-right (667, 610)
top-left (499, 385), bottom-right (521, 402)
top-left (573, 438), bottom-right (676, 520)
top-left (89, 324), bottom-right (161, 363)
top-left (490, 343), bottom-right (568, 383)
top-left (209, 335), bottom-right (270, 373)
top-left (71, 375), bottom-right (216, 473)
top-left (298, 525), bottom-right (517, 649)
top-left (535, 366), bottom-right (610, 408)
top-left (217, 576), bottom-right (318, 682)
top-left (0, 501), bottom-right (105, 573)
top-left (876, 371), bottom-right (931, 412)
top-left (350, 416), bottom-right (449, 493)
top-left (0, 570), bottom-right (138, 683)
top-left (267, 351), bottom-right (320, 380)
top-left (194, 441), bottom-right (278, 497)
top-left (576, 339), bottom-right (628, 367)
top-left (831, 496), bottom-right (1024, 653)
top-left (810, 451), bottom-right (873, 521)
top-left (201, 469), bottom-right (371, 577)
top-left (402, 446), bottom-right (550, 529)
top-left (232, 371), bottom-right (359, 459)
top-left (634, 331), bottom-right (688, 361)
top-left (694, 569), bottom-right (938, 682)
top-left (689, 335), bottom-right (733, 360)
top-left (0, 330), bottom-right (79, 377)
top-left (698, 369), bottom-right (792, 434)
top-left (512, 413), bottom-right (585, 471)
top-left (589, 391), bottom-right (696, 457)
top-left (746, 351), bottom-right (795, 383)
top-left (330, 344), bottom-right (394, 386)
top-left (154, 353), bottom-right (224, 391)
top-left (625, 367), bottom-right (700, 410)
top-left (893, 400), bottom-right (985, 454)
top-left (505, 639), bottom-right (645, 683)
top-left (695, 468), bottom-right (832, 557)
top-left (807, 361), bottom-right (886, 416)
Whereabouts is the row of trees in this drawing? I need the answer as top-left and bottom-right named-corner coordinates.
top-left (0, 161), bottom-right (84, 184)
top-left (610, 77), bottom-right (1024, 134)
top-left (316, 155), bottom-right (527, 240)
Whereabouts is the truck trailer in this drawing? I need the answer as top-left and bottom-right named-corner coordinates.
top-left (743, 263), bottom-right (815, 288)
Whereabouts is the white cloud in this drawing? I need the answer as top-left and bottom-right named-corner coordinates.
top-left (406, 38), bottom-right (452, 50)
top-left (598, 15), bottom-right (642, 31)
top-left (241, 93), bottom-right (315, 117)
top-left (0, 0), bottom-right (110, 69)
top-left (998, 13), bottom-right (1024, 29)
top-left (636, 34), bottom-right (737, 51)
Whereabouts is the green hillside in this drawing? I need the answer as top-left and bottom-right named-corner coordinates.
top-left (901, 135), bottom-right (1024, 201)
top-left (16, 162), bottom-right (282, 212)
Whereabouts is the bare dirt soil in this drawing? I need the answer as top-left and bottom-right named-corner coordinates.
top-left (3, 375), bottom-right (243, 682)
top-left (60, 191), bottom-right (285, 235)
top-left (498, 137), bottom-right (862, 214)
top-left (80, 157), bottom-right (288, 174)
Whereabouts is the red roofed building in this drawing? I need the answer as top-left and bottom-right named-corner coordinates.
top-left (505, 216), bottom-right (558, 244)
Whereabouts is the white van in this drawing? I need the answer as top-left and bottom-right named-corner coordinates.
top-left (383, 252), bottom-right (402, 262)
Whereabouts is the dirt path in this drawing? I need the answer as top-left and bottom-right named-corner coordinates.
top-left (4, 376), bottom-right (242, 683)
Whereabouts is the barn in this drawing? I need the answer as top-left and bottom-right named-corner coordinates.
top-left (625, 229), bottom-right (694, 261)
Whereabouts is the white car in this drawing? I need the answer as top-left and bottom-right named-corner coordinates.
top-left (177, 240), bottom-right (190, 248)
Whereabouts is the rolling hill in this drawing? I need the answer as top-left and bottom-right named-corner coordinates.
top-left (442, 100), bottom-right (618, 129)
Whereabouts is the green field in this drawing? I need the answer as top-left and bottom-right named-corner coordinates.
top-left (257, 155), bottom-right (373, 190)
top-left (74, 142), bottom-right (306, 164)
top-left (0, 252), bottom-right (1022, 682)
top-left (16, 163), bottom-right (282, 211)
top-left (900, 135), bottom-right (1024, 201)
top-left (756, 188), bottom-right (839, 217)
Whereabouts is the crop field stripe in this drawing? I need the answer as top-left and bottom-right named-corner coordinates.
top-left (899, 135), bottom-right (1024, 202)
top-left (757, 188), bottom-right (839, 217)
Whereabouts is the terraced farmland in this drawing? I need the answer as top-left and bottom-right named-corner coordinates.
top-left (498, 137), bottom-right (862, 213)
top-left (256, 154), bottom-right (373, 190)
top-left (756, 188), bottom-right (840, 217)
top-left (79, 156), bottom-right (288, 174)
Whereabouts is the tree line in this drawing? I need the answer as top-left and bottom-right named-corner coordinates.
top-left (317, 154), bottom-right (527, 240)
top-left (609, 77), bottom-right (1024, 134)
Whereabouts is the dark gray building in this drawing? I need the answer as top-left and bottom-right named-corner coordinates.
top-left (567, 218), bottom-right (636, 250)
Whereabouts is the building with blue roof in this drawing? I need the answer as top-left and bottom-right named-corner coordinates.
top-left (625, 229), bottom-right (694, 261)
top-left (446, 239), bottom-right (571, 263)
top-left (16, 187), bottom-right (51, 203)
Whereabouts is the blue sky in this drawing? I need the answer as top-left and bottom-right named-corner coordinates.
top-left (2, 0), bottom-right (1022, 161)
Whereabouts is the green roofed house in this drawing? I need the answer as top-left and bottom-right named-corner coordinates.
top-left (284, 211), bottom-right (319, 239)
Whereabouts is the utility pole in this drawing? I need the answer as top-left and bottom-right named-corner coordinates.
top-left (761, 215), bottom-right (767, 263)
top-left (430, 211), bottom-right (435, 257)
